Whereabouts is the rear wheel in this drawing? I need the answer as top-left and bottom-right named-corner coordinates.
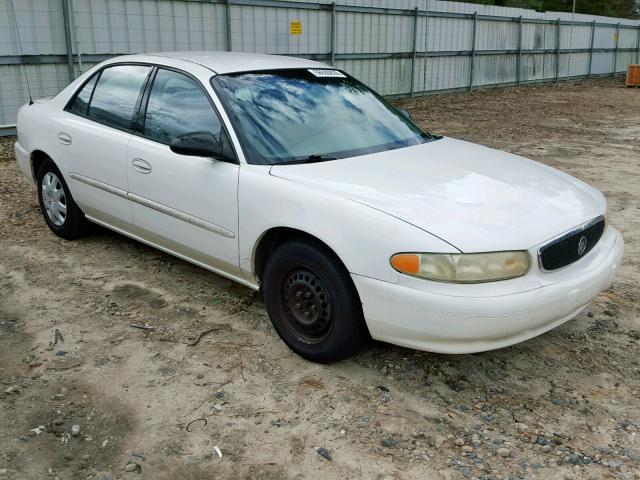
top-left (262, 239), bottom-right (369, 363)
top-left (36, 159), bottom-right (90, 240)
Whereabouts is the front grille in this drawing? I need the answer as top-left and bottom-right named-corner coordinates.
top-left (539, 217), bottom-right (605, 271)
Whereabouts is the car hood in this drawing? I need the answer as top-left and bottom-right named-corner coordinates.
top-left (269, 137), bottom-right (606, 252)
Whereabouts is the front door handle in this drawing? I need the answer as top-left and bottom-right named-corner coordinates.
top-left (57, 132), bottom-right (72, 145)
top-left (132, 158), bottom-right (152, 174)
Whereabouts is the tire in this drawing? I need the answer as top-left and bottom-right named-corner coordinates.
top-left (36, 158), bottom-right (90, 240)
top-left (262, 239), bottom-right (370, 363)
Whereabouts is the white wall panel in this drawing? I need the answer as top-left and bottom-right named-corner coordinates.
top-left (591, 51), bottom-right (615, 74)
top-left (618, 27), bottom-right (639, 49)
top-left (426, 17), bottom-right (472, 52)
top-left (593, 25), bottom-right (617, 49)
top-left (558, 51), bottom-right (589, 77)
top-left (476, 20), bottom-right (518, 51)
top-left (560, 24), bottom-right (591, 50)
top-left (474, 53), bottom-right (517, 86)
top-left (0, 0), bottom-right (66, 55)
top-left (72, 0), bottom-right (226, 54)
top-left (521, 22), bottom-right (556, 50)
top-left (520, 53), bottom-right (556, 81)
top-left (0, 63), bottom-right (69, 121)
top-left (420, 55), bottom-right (469, 91)
top-left (616, 51), bottom-right (636, 72)
top-left (233, 5), bottom-right (329, 54)
top-left (338, 57), bottom-right (411, 95)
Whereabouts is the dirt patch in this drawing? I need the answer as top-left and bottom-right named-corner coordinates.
top-left (1, 77), bottom-right (639, 479)
top-left (0, 301), bottom-right (134, 479)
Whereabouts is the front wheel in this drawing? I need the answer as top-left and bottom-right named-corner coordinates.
top-left (36, 159), bottom-right (90, 240)
top-left (262, 239), bottom-right (369, 363)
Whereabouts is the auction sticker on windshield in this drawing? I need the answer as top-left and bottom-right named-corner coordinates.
top-left (308, 69), bottom-right (346, 78)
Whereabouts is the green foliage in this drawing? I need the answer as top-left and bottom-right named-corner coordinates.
top-left (461, 0), bottom-right (639, 18)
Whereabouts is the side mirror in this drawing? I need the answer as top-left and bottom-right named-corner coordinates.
top-left (170, 132), bottom-right (234, 162)
top-left (399, 108), bottom-right (412, 120)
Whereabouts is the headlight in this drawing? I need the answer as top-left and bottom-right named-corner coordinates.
top-left (390, 251), bottom-right (530, 283)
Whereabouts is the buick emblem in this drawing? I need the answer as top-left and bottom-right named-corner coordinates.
top-left (577, 235), bottom-right (587, 256)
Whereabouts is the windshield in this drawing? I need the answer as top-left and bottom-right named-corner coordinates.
top-left (211, 69), bottom-right (434, 165)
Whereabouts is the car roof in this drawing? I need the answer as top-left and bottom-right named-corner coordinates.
top-left (141, 51), bottom-right (328, 74)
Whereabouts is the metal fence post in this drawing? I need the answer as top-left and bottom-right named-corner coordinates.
top-left (421, 0), bottom-right (430, 95)
top-left (566, 8), bottom-right (575, 81)
top-left (330, 2), bottom-right (336, 66)
top-left (226, 0), bottom-right (232, 52)
top-left (636, 25), bottom-right (640, 64)
top-left (555, 18), bottom-right (561, 82)
top-left (409, 7), bottom-right (418, 97)
top-left (469, 12), bottom-right (477, 92)
top-left (61, 0), bottom-right (75, 82)
top-left (587, 20), bottom-right (595, 78)
top-left (516, 15), bottom-right (522, 85)
top-left (612, 22), bottom-right (620, 75)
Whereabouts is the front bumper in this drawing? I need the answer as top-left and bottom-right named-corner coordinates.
top-left (353, 226), bottom-right (624, 354)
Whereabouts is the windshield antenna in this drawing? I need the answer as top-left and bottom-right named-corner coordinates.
top-left (10, 0), bottom-right (33, 105)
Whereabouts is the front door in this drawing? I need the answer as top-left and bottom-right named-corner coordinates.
top-left (126, 68), bottom-right (240, 275)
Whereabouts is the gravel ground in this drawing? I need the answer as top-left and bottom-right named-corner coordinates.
top-left (1, 77), bottom-right (639, 480)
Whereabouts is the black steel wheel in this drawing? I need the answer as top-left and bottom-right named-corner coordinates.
top-left (281, 266), bottom-right (333, 344)
top-left (263, 238), bottom-right (369, 363)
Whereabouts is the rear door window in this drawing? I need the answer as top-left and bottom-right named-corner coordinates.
top-left (87, 65), bottom-right (151, 130)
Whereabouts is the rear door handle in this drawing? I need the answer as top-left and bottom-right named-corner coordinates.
top-left (132, 158), bottom-right (152, 174)
top-left (57, 132), bottom-right (72, 145)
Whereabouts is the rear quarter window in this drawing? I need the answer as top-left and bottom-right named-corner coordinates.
top-left (67, 74), bottom-right (99, 115)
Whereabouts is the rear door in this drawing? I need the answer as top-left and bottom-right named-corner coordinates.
top-left (51, 64), bottom-right (152, 226)
top-left (126, 67), bottom-right (241, 275)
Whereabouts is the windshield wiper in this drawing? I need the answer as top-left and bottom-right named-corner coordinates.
top-left (279, 154), bottom-right (338, 165)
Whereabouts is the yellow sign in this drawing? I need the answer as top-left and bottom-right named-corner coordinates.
top-left (289, 20), bottom-right (302, 35)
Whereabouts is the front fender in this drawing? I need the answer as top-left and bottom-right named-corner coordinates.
top-left (238, 165), bottom-right (457, 284)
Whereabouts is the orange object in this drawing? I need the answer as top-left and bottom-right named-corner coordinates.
top-left (390, 253), bottom-right (420, 274)
top-left (627, 64), bottom-right (640, 87)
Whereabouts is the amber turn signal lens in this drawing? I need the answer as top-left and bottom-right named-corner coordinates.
top-left (390, 253), bottom-right (420, 274)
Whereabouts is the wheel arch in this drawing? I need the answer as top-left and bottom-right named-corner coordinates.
top-left (30, 149), bottom-right (55, 182)
top-left (252, 227), bottom-right (349, 285)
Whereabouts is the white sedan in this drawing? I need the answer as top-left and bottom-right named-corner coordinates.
top-left (15, 52), bottom-right (624, 362)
